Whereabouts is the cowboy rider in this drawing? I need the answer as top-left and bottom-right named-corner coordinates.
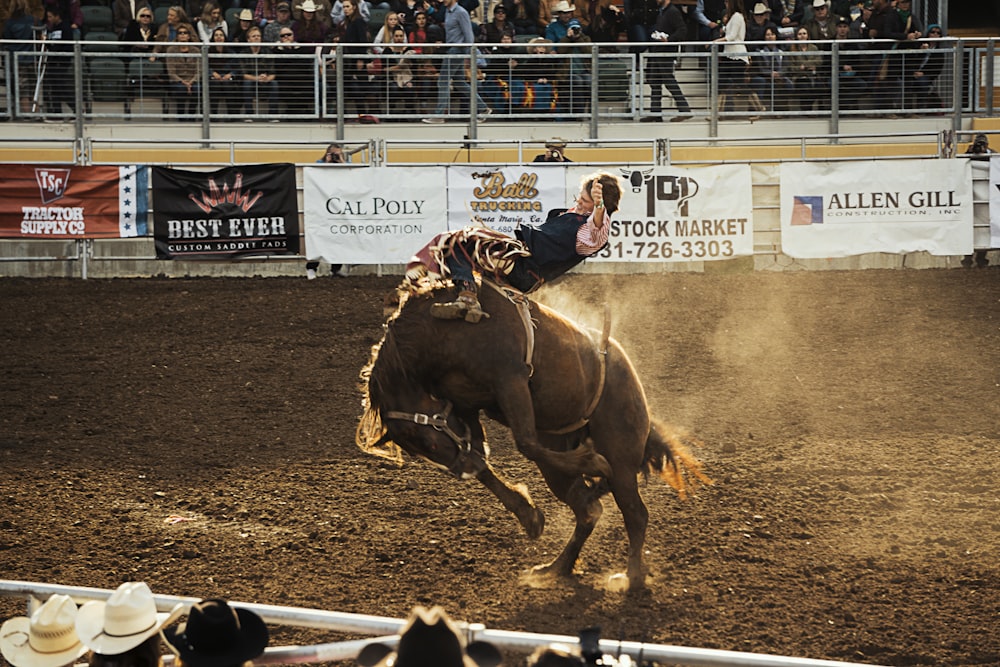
top-left (422, 170), bottom-right (623, 323)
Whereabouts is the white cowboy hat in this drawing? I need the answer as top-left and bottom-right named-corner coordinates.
top-left (75, 582), bottom-right (183, 656)
top-left (1, 595), bottom-right (89, 667)
top-left (297, 0), bottom-right (319, 11)
top-left (551, 0), bottom-right (575, 13)
top-left (812, 0), bottom-right (828, 6)
top-left (752, 2), bottom-right (770, 14)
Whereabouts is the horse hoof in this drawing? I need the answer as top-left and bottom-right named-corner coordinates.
top-left (522, 507), bottom-right (545, 539)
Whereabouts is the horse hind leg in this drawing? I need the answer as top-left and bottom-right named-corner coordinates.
top-left (609, 472), bottom-right (650, 590)
top-left (530, 471), bottom-right (605, 581)
top-left (477, 464), bottom-right (545, 539)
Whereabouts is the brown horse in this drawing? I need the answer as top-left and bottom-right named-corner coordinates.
top-left (357, 281), bottom-right (710, 590)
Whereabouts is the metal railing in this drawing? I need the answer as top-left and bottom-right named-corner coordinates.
top-left (1, 36), bottom-right (995, 137)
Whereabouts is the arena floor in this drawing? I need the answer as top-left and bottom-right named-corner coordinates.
top-left (1, 269), bottom-right (998, 666)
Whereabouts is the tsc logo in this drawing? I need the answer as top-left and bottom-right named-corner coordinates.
top-left (35, 168), bottom-right (71, 204)
top-left (621, 170), bottom-right (700, 217)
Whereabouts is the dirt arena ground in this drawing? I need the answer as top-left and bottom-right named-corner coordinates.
top-left (1, 269), bottom-right (998, 667)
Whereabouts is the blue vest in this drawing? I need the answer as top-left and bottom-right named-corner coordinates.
top-left (511, 208), bottom-right (602, 290)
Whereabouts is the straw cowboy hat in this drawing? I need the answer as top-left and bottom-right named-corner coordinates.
top-left (297, 0), bottom-right (320, 12)
top-left (357, 606), bottom-right (501, 667)
top-left (752, 2), bottom-right (770, 14)
top-left (75, 582), bottom-right (183, 656)
top-left (1, 595), bottom-right (89, 667)
top-left (551, 0), bottom-right (575, 13)
top-left (238, 8), bottom-right (253, 20)
top-left (162, 599), bottom-right (269, 667)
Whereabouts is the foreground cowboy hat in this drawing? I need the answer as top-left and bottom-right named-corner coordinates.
top-left (75, 582), bottom-right (183, 656)
top-left (357, 606), bottom-right (501, 667)
top-left (1, 595), bottom-right (88, 667)
top-left (162, 599), bottom-right (268, 667)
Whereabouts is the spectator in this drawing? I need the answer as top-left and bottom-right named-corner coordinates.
top-left (421, 0), bottom-right (491, 123)
top-left (407, 9), bottom-right (429, 45)
top-left (895, 0), bottom-right (922, 42)
top-left (341, 0), bottom-right (373, 114)
top-left (848, 0), bottom-right (871, 39)
top-left (424, 171), bottom-right (622, 322)
top-left (533, 138), bottom-right (572, 161)
top-left (75, 582), bottom-right (183, 667)
top-left (154, 5), bottom-right (190, 47)
top-left (506, 0), bottom-right (541, 36)
top-left (622, 0), bottom-right (657, 53)
top-left (122, 6), bottom-right (159, 55)
top-left (643, 0), bottom-right (691, 121)
top-left (902, 23), bottom-right (945, 108)
top-left (867, 0), bottom-right (907, 110)
top-left (274, 24), bottom-right (315, 113)
top-left (166, 23), bottom-right (201, 116)
top-left (296, 0), bottom-right (333, 28)
top-left (263, 0), bottom-right (294, 40)
top-left (307, 144), bottom-right (349, 280)
top-left (693, 0), bottom-right (726, 42)
top-left (802, 0), bottom-right (834, 41)
top-left (331, 0), bottom-right (371, 29)
top-left (0, 594), bottom-right (88, 667)
top-left (833, 14), bottom-right (867, 109)
top-left (255, 0), bottom-right (279, 26)
top-left (393, 0), bottom-right (429, 31)
top-left (371, 9), bottom-right (401, 52)
top-left (527, 644), bottom-right (584, 667)
top-left (384, 25), bottom-right (418, 112)
top-left (357, 606), bottom-right (501, 667)
top-left (239, 25), bottom-right (278, 116)
top-left (714, 0), bottom-right (749, 111)
top-left (208, 26), bottom-right (238, 114)
top-left (516, 36), bottom-right (557, 111)
top-left (114, 0), bottom-right (150, 36)
top-left (42, 4), bottom-right (76, 118)
top-left (745, 1), bottom-right (776, 42)
top-left (3, 0), bottom-right (40, 117)
top-left (162, 599), bottom-right (268, 667)
top-left (788, 25), bottom-right (822, 110)
top-left (749, 24), bottom-right (792, 110)
top-left (42, 0), bottom-right (82, 35)
top-left (586, 0), bottom-right (624, 49)
top-left (480, 3), bottom-right (513, 42)
top-left (555, 17), bottom-right (591, 115)
top-left (543, 0), bottom-right (573, 42)
top-left (293, 0), bottom-right (331, 41)
top-left (230, 9), bottom-right (255, 42)
top-left (197, 1), bottom-right (228, 41)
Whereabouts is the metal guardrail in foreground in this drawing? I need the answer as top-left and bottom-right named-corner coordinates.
top-left (1, 580), bottom-right (886, 667)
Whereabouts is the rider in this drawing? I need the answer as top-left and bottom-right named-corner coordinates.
top-left (419, 171), bottom-right (623, 324)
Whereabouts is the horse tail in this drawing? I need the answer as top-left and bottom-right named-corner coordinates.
top-left (642, 418), bottom-right (713, 500)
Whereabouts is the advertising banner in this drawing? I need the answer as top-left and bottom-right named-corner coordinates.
top-left (780, 160), bottom-right (973, 258)
top-left (987, 157), bottom-right (1000, 247)
top-left (589, 164), bottom-right (754, 262)
top-left (0, 165), bottom-right (148, 239)
top-left (446, 166), bottom-right (568, 234)
top-left (152, 164), bottom-right (298, 260)
top-left (303, 166), bottom-right (448, 264)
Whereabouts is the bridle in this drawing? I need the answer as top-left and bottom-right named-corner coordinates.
top-left (381, 400), bottom-right (483, 477)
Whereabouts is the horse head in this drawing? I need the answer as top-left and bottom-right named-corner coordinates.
top-left (357, 313), bottom-right (488, 480)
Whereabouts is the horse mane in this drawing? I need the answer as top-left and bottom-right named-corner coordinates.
top-left (356, 280), bottom-right (443, 464)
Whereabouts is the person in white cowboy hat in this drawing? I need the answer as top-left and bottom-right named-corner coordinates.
top-left (1, 595), bottom-right (89, 667)
top-left (162, 599), bottom-right (268, 667)
top-left (543, 0), bottom-right (575, 42)
top-left (75, 582), bottom-right (183, 667)
top-left (746, 1), bottom-right (777, 41)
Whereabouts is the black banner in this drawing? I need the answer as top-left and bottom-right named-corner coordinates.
top-left (152, 164), bottom-right (299, 259)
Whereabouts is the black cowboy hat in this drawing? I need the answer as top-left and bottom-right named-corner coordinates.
top-left (162, 599), bottom-right (268, 667)
top-left (357, 606), bottom-right (501, 667)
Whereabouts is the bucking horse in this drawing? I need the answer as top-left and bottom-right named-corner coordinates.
top-left (357, 279), bottom-right (710, 590)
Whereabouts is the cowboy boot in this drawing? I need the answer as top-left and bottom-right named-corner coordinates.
top-left (431, 290), bottom-right (490, 323)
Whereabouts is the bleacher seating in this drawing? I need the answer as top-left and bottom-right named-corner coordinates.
top-left (81, 5), bottom-right (114, 32)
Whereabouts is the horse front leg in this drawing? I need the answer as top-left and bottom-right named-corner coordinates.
top-left (497, 384), bottom-right (613, 479)
top-left (530, 473), bottom-right (603, 580)
top-left (476, 464), bottom-right (545, 539)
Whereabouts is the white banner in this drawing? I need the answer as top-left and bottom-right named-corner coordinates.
top-left (780, 160), bottom-right (974, 258)
top-left (987, 157), bottom-right (1000, 247)
top-left (446, 166), bottom-right (567, 234)
top-left (591, 164), bottom-right (754, 262)
top-left (303, 166), bottom-right (449, 263)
